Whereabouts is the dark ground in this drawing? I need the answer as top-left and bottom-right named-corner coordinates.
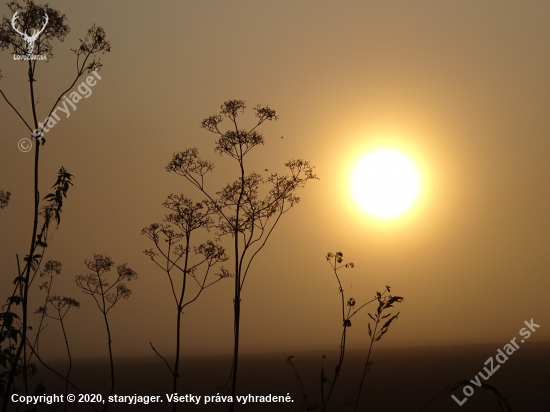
top-left (7, 340), bottom-right (549, 412)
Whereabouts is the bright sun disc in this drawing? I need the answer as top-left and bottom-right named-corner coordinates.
top-left (351, 148), bottom-right (421, 218)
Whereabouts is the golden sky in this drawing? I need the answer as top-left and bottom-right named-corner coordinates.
top-left (1, 0), bottom-right (549, 362)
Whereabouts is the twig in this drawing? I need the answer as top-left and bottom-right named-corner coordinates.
top-left (150, 342), bottom-right (175, 376)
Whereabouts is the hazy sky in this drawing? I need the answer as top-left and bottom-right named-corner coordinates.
top-left (1, 0), bottom-right (549, 363)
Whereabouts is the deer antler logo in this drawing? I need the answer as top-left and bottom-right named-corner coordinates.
top-left (11, 11), bottom-right (49, 55)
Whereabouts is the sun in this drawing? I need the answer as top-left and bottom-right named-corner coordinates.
top-left (351, 148), bottom-right (421, 219)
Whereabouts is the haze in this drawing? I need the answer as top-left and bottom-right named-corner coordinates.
top-left (1, 0), bottom-right (548, 373)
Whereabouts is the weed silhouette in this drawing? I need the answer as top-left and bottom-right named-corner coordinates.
top-left (75, 254), bottom-right (137, 411)
top-left (0, 1), bottom-right (110, 408)
top-left (288, 252), bottom-right (403, 412)
top-left (166, 100), bottom-right (317, 410)
top-left (143, 196), bottom-right (231, 410)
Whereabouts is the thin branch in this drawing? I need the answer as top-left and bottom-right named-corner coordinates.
top-left (240, 207), bottom-right (284, 291)
top-left (0, 89), bottom-right (33, 131)
top-left (149, 342), bottom-right (175, 376)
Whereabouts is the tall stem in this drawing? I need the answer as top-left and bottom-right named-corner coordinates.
top-left (353, 322), bottom-right (378, 412)
top-left (321, 263), bottom-right (349, 410)
top-left (172, 235), bottom-right (190, 412)
top-left (60, 318), bottom-right (72, 412)
top-left (99, 274), bottom-right (114, 412)
top-left (229, 152), bottom-right (245, 412)
top-left (2, 59), bottom-right (41, 412)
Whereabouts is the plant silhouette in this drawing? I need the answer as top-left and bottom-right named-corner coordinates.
top-left (75, 254), bottom-right (137, 411)
top-left (143, 195), bottom-right (231, 410)
top-left (288, 252), bottom-right (404, 412)
top-left (166, 99), bottom-right (317, 409)
top-left (34, 261), bottom-right (80, 412)
top-left (0, 168), bottom-right (74, 410)
top-left (0, 1), bottom-right (110, 408)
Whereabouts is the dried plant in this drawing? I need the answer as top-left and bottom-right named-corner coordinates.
top-left (75, 254), bottom-right (137, 409)
top-left (33, 261), bottom-right (79, 411)
top-left (166, 100), bottom-right (317, 409)
top-left (166, 100), bottom-right (317, 411)
top-left (288, 252), bottom-right (404, 412)
top-left (0, 1), bottom-right (109, 407)
top-left (143, 195), bottom-right (231, 409)
top-left (350, 290), bottom-right (403, 412)
top-left (0, 168), bottom-right (74, 410)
